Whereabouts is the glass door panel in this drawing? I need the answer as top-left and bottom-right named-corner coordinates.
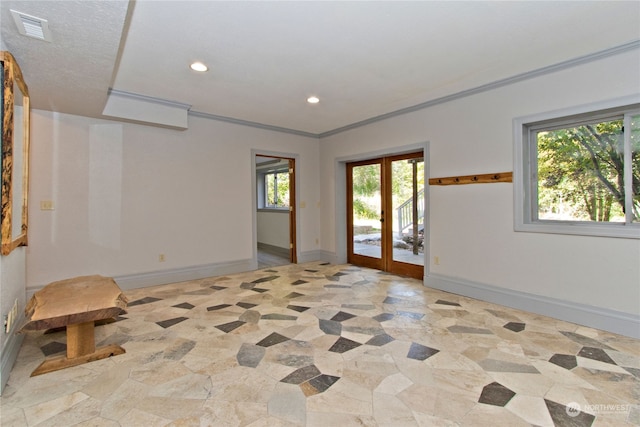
top-left (348, 160), bottom-right (384, 270)
top-left (390, 156), bottom-right (425, 267)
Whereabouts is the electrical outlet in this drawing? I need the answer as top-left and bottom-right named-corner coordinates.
top-left (5, 299), bottom-right (18, 333)
top-left (159, 254), bottom-right (166, 262)
top-left (434, 256), bottom-right (440, 265)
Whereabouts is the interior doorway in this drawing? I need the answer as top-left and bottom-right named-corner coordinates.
top-left (347, 151), bottom-right (424, 279)
top-left (255, 155), bottom-right (296, 268)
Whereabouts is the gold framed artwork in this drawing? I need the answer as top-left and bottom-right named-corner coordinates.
top-left (1, 51), bottom-right (30, 255)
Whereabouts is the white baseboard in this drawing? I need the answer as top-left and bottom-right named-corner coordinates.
top-left (425, 273), bottom-right (640, 339)
top-left (0, 315), bottom-right (25, 395)
top-left (113, 258), bottom-right (257, 291)
top-left (297, 250), bottom-right (325, 264)
top-left (312, 250), bottom-right (344, 265)
top-left (257, 242), bottom-right (289, 258)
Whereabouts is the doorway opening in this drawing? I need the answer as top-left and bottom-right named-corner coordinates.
top-left (347, 151), bottom-right (424, 279)
top-left (255, 155), bottom-right (297, 268)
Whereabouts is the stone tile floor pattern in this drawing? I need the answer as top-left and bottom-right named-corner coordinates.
top-left (1, 262), bottom-right (639, 426)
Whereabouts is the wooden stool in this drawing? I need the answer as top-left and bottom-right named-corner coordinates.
top-left (20, 275), bottom-right (128, 376)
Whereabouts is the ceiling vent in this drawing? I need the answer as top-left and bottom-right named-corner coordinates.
top-left (10, 9), bottom-right (52, 42)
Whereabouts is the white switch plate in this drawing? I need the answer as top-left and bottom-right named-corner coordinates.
top-left (40, 200), bottom-right (55, 210)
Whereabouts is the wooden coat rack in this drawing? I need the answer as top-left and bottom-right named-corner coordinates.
top-left (429, 172), bottom-right (512, 186)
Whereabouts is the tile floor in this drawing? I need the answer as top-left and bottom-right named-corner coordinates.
top-left (256, 249), bottom-right (290, 270)
top-left (1, 262), bottom-right (639, 426)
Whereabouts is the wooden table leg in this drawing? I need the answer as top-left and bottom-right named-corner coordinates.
top-left (30, 321), bottom-right (126, 377)
top-left (67, 321), bottom-right (96, 358)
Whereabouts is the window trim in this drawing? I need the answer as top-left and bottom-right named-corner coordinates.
top-left (513, 95), bottom-right (640, 239)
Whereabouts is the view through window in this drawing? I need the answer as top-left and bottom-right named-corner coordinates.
top-left (265, 171), bottom-right (290, 209)
top-left (516, 102), bottom-right (640, 238)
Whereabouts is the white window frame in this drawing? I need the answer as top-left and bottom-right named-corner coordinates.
top-left (263, 169), bottom-right (290, 210)
top-left (513, 95), bottom-right (640, 239)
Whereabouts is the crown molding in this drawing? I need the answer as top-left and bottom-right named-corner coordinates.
top-left (188, 110), bottom-right (319, 139)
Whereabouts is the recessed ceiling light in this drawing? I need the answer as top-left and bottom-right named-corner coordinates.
top-left (307, 96), bottom-right (320, 104)
top-left (190, 62), bottom-right (208, 72)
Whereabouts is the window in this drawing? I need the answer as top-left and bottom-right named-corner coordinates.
top-left (264, 170), bottom-right (290, 209)
top-left (514, 97), bottom-right (640, 238)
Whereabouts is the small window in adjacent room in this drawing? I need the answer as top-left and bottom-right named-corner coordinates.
top-left (264, 170), bottom-right (290, 209)
top-left (514, 97), bottom-right (640, 239)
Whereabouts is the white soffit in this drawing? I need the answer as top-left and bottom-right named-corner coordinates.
top-left (103, 90), bottom-right (191, 130)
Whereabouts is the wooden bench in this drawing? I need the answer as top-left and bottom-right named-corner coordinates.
top-left (20, 275), bottom-right (128, 376)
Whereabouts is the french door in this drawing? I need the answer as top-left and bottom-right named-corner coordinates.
top-left (347, 152), bottom-right (424, 279)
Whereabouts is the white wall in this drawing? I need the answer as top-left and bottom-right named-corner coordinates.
top-left (319, 49), bottom-right (640, 336)
top-left (0, 247), bottom-right (26, 394)
top-left (257, 211), bottom-right (289, 249)
top-left (27, 111), bottom-right (321, 291)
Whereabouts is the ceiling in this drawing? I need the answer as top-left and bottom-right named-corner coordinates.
top-left (1, 1), bottom-right (639, 137)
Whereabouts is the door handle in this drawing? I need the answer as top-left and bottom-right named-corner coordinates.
top-left (380, 218), bottom-right (384, 223)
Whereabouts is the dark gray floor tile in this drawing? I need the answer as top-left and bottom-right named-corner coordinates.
top-left (156, 317), bottom-right (188, 329)
top-left (306, 374), bottom-right (340, 394)
top-left (252, 275), bottom-right (280, 284)
top-left (287, 305), bottom-right (310, 312)
top-left (41, 341), bottom-right (66, 356)
top-left (216, 320), bottom-right (246, 333)
top-left (478, 382), bottom-right (515, 406)
top-left (237, 302), bottom-right (258, 309)
top-left (366, 334), bottom-right (395, 346)
top-left (256, 332), bottom-right (290, 347)
top-left (331, 311), bottom-right (356, 322)
top-left (207, 304), bottom-right (232, 311)
top-left (503, 322), bottom-right (525, 332)
top-left (128, 296), bottom-right (162, 307)
top-left (407, 342), bottom-right (439, 361)
top-left (172, 302), bottom-right (195, 310)
top-left (578, 347), bottom-right (617, 365)
top-left (284, 292), bottom-right (304, 299)
top-left (328, 337), bottom-right (361, 353)
top-left (435, 299), bottom-right (461, 306)
top-left (280, 365), bottom-right (322, 384)
top-left (372, 313), bottom-right (395, 322)
top-left (549, 354), bottom-right (578, 370)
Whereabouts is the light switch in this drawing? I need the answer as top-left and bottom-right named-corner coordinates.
top-left (40, 200), bottom-right (54, 210)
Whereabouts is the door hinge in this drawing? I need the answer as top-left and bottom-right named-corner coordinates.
top-left (290, 243), bottom-right (294, 249)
